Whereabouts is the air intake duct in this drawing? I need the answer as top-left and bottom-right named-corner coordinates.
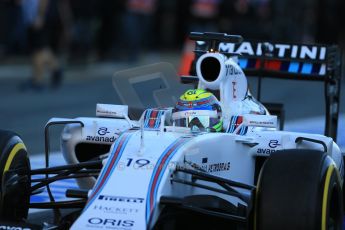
top-left (196, 53), bottom-right (227, 90)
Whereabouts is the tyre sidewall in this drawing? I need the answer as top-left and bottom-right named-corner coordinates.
top-left (0, 131), bottom-right (31, 221)
top-left (255, 150), bottom-right (343, 230)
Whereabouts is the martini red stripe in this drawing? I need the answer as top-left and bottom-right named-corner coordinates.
top-left (235, 116), bottom-right (243, 134)
top-left (149, 139), bottom-right (183, 212)
top-left (87, 133), bottom-right (128, 202)
top-left (149, 110), bottom-right (159, 128)
top-left (265, 60), bottom-right (282, 71)
top-left (197, 99), bottom-right (211, 105)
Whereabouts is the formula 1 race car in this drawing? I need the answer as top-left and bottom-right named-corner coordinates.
top-left (0, 32), bottom-right (344, 230)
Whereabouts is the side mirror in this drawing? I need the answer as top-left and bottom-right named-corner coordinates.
top-left (96, 104), bottom-right (129, 119)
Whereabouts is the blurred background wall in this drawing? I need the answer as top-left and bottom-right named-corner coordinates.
top-left (0, 0), bottom-right (344, 61)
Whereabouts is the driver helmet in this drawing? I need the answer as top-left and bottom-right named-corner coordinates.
top-left (172, 89), bottom-right (222, 132)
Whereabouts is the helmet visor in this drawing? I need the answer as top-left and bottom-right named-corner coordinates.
top-left (172, 110), bottom-right (219, 130)
top-left (188, 116), bottom-right (210, 129)
top-left (174, 116), bottom-right (210, 129)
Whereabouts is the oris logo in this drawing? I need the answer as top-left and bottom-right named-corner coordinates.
top-left (88, 218), bottom-right (134, 227)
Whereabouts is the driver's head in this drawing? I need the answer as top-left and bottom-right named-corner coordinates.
top-left (172, 89), bottom-right (222, 132)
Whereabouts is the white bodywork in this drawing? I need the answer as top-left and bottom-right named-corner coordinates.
top-left (56, 52), bottom-right (343, 230)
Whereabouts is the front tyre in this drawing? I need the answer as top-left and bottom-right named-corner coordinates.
top-left (255, 149), bottom-right (343, 230)
top-left (0, 130), bottom-right (31, 221)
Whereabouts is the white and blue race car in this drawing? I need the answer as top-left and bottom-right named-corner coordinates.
top-left (0, 32), bottom-right (343, 230)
